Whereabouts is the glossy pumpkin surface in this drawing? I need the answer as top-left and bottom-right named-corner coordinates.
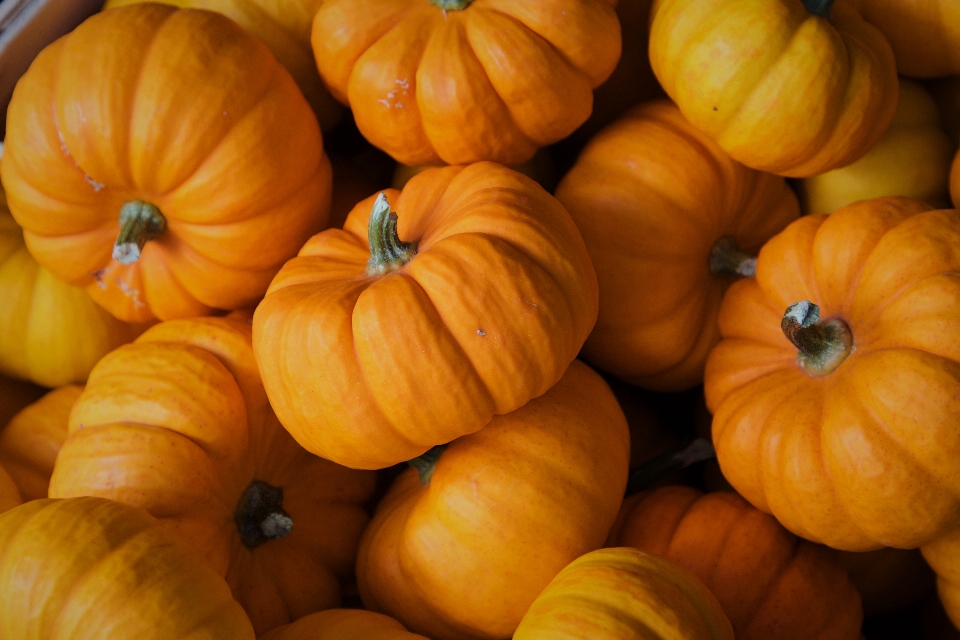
top-left (852, 0), bottom-right (960, 78)
top-left (311, 0), bottom-right (620, 166)
top-left (704, 196), bottom-right (960, 551)
top-left (48, 313), bottom-right (376, 635)
top-left (253, 163), bottom-right (598, 470)
top-left (513, 547), bottom-right (734, 640)
top-left (649, 0), bottom-right (898, 177)
top-left (555, 100), bottom-right (799, 391)
top-left (1, 4), bottom-right (332, 323)
top-left (356, 360), bottom-right (630, 640)
top-left (260, 609), bottom-right (429, 640)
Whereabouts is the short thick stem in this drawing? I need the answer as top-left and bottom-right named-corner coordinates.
top-left (626, 438), bottom-right (715, 497)
top-left (802, 0), bottom-right (833, 19)
top-left (430, 0), bottom-right (473, 9)
top-left (366, 192), bottom-right (417, 276)
top-left (709, 236), bottom-right (757, 278)
top-left (113, 200), bottom-right (166, 264)
top-left (408, 444), bottom-right (448, 485)
top-left (234, 480), bottom-right (293, 550)
top-left (781, 301), bottom-right (853, 376)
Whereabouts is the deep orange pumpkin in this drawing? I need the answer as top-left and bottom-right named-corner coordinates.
top-left (48, 313), bottom-right (376, 635)
top-left (852, 0), bottom-right (960, 78)
top-left (253, 163), bottom-right (598, 470)
top-left (0, 4), bottom-right (332, 323)
top-left (704, 196), bottom-right (960, 551)
top-left (310, 0), bottom-right (620, 166)
top-left (260, 609), bottom-right (429, 640)
top-left (555, 100), bottom-right (799, 391)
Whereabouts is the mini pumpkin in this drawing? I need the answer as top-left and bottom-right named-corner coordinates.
top-left (260, 609), bottom-right (428, 640)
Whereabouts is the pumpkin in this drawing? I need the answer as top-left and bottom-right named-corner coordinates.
top-left (607, 486), bottom-right (863, 639)
top-left (797, 79), bottom-right (955, 213)
top-left (48, 313), bottom-right (376, 635)
top-left (554, 100), bottom-right (800, 391)
top-left (648, 0), bottom-right (898, 177)
top-left (513, 547), bottom-right (734, 640)
top-left (253, 163), bottom-right (598, 470)
top-left (923, 529), bottom-right (960, 632)
top-left (356, 359), bottom-right (630, 640)
top-left (0, 186), bottom-right (147, 386)
top-left (837, 547), bottom-right (934, 616)
top-left (310, 0), bottom-right (620, 166)
top-left (0, 497), bottom-right (255, 639)
top-left (0, 4), bottom-right (332, 323)
top-left (260, 609), bottom-right (428, 640)
top-left (704, 196), bottom-right (960, 551)
top-left (102, 0), bottom-right (342, 131)
top-left (391, 149), bottom-right (557, 193)
top-left (0, 384), bottom-right (80, 502)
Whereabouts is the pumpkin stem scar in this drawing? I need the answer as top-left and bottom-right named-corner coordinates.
top-left (429, 0), bottom-right (473, 9)
top-left (366, 192), bottom-right (418, 276)
top-left (781, 301), bottom-right (853, 376)
top-left (802, 0), bottom-right (834, 20)
top-left (709, 236), bottom-right (757, 277)
top-left (625, 438), bottom-right (715, 497)
top-left (234, 480), bottom-right (294, 549)
top-left (408, 443), bottom-right (449, 485)
top-left (113, 200), bottom-right (166, 265)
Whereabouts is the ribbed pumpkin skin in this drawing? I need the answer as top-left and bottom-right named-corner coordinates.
top-left (607, 486), bottom-right (863, 640)
top-left (48, 314), bottom-right (375, 635)
top-left (253, 163), bottom-right (599, 470)
top-left (1, 4), bottom-right (331, 323)
top-left (0, 191), bottom-right (146, 386)
top-left (0, 385), bottom-right (80, 502)
top-left (704, 197), bottom-right (960, 551)
top-left (260, 609), bottom-right (429, 640)
top-left (852, 0), bottom-right (960, 77)
top-left (649, 0), bottom-right (898, 177)
top-left (311, 0), bottom-right (620, 166)
top-left (554, 100), bottom-right (799, 391)
top-left (922, 530), bottom-right (960, 632)
top-left (102, 0), bottom-right (342, 130)
top-left (356, 360), bottom-right (630, 640)
top-left (0, 497), bottom-right (255, 639)
top-left (513, 547), bottom-right (734, 640)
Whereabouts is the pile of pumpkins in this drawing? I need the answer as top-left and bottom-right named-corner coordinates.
top-left (0, 0), bottom-right (959, 637)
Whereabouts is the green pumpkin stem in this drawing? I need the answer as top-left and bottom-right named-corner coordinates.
top-left (366, 192), bottom-right (418, 276)
top-left (625, 438), bottom-right (715, 497)
top-left (113, 200), bottom-right (166, 265)
top-left (234, 480), bottom-right (293, 550)
top-left (802, 0), bottom-right (833, 19)
top-left (408, 444), bottom-right (449, 485)
top-left (429, 0), bottom-right (474, 10)
top-left (781, 301), bottom-right (853, 376)
top-left (709, 236), bottom-right (757, 278)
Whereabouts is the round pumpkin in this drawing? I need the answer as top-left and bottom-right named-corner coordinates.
top-left (260, 609), bottom-right (428, 640)
top-left (0, 187), bottom-right (147, 386)
top-left (253, 163), bottom-right (598, 470)
top-left (649, 0), bottom-right (898, 177)
top-left (0, 4), bottom-right (332, 323)
top-left (356, 360), bottom-right (630, 640)
top-left (310, 0), bottom-right (620, 166)
top-left (0, 497), bottom-right (255, 639)
top-left (554, 100), bottom-right (800, 391)
top-left (513, 547), bottom-right (734, 640)
top-left (607, 486), bottom-right (863, 639)
top-left (0, 384), bottom-right (80, 502)
top-left (704, 196), bottom-right (960, 551)
top-left (48, 313), bottom-right (376, 635)
top-left (797, 79), bottom-right (955, 213)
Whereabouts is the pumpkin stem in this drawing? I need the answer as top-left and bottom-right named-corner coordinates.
top-left (709, 236), bottom-right (757, 277)
top-left (781, 301), bottom-right (853, 376)
top-left (366, 192), bottom-right (417, 276)
top-left (113, 200), bottom-right (166, 265)
top-left (234, 480), bottom-right (293, 550)
top-left (625, 438), bottom-right (715, 497)
top-left (802, 0), bottom-right (833, 19)
top-left (429, 0), bottom-right (474, 10)
top-left (407, 444), bottom-right (448, 485)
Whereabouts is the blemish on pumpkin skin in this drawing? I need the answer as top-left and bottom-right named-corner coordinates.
top-left (90, 269), bottom-right (108, 290)
top-left (477, 329), bottom-right (486, 336)
top-left (84, 174), bottom-right (105, 192)
top-left (115, 278), bottom-right (146, 308)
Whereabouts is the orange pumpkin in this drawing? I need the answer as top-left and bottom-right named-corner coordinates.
top-left (852, 0), bottom-right (960, 78)
top-left (0, 384), bottom-right (80, 502)
top-left (103, 0), bottom-right (342, 130)
top-left (607, 486), bottom-right (863, 639)
top-left (513, 547), bottom-right (734, 640)
top-left (554, 100), bottom-right (799, 391)
top-left (0, 497), bottom-right (255, 639)
top-left (0, 4), bottom-right (332, 323)
top-left (649, 0), bottom-right (898, 177)
top-left (253, 163), bottom-right (598, 470)
top-left (48, 313), bottom-right (376, 635)
top-left (704, 196), bottom-right (960, 551)
top-left (310, 0), bottom-right (620, 166)
top-left (260, 609), bottom-right (428, 640)
top-left (356, 360), bottom-right (629, 640)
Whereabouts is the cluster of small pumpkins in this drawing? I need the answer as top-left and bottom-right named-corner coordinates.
top-left (0, 0), bottom-right (959, 638)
